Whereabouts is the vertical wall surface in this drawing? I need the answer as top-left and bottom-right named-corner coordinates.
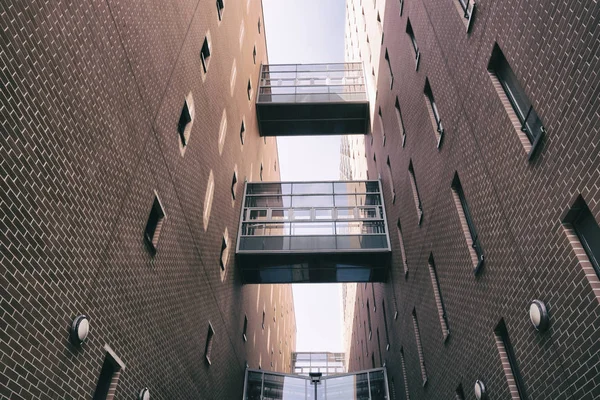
top-left (1, 0), bottom-right (296, 399)
top-left (345, 0), bottom-right (600, 399)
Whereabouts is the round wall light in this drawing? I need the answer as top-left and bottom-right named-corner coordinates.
top-left (70, 315), bottom-right (90, 346)
top-left (474, 380), bottom-right (487, 400)
top-left (138, 387), bottom-right (150, 400)
top-left (529, 300), bottom-right (549, 332)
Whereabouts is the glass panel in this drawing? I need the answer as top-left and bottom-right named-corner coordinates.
top-left (336, 221), bottom-right (385, 235)
top-left (291, 222), bottom-right (335, 236)
top-left (242, 222), bottom-right (291, 236)
top-left (245, 372), bottom-right (263, 400)
top-left (292, 182), bottom-right (334, 195)
top-left (247, 183), bottom-right (292, 195)
top-left (336, 208), bottom-right (356, 219)
top-left (248, 210), bottom-right (268, 221)
top-left (290, 236), bottom-right (337, 251)
top-left (315, 209), bottom-right (333, 220)
top-left (334, 181), bottom-right (379, 194)
top-left (357, 207), bottom-right (378, 219)
top-left (272, 209), bottom-right (291, 220)
top-left (369, 371), bottom-right (387, 400)
top-left (292, 195), bottom-right (334, 208)
top-left (336, 235), bottom-right (388, 250)
top-left (246, 195), bottom-right (292, 208)
top-left (293, 209), bottom-right (312, 220)
top-left (262, 373), bottom-right (308, 400)
top-left (336, 267), bottom-right (371, 282)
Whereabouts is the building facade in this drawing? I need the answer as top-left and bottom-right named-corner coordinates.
top-left (344, 0), bottom-right (600, 399)
top-left (0, 1), bottom-right (296, 399)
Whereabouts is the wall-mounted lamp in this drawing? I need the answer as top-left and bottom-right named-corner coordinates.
top-left (529, 300), bottom-right (549, 332)
top-left (138, 387), bottom-right (150, 400)
top-left (474, 380), bottom-right (487, 400)
top-left (69, 315), bottom-right (90, 346)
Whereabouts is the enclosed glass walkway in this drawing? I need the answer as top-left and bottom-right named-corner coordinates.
top-left (243, 368), bottom-right (390, 400)
top-left (236, 181), bottom-right (391, 283)
top-left (256, 63), bottom-right (370, 136)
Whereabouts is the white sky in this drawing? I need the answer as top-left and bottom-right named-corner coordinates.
top-left (262, 0), bottom-right (347, 352)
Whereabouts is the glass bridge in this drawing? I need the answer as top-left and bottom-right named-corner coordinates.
top-left (256, 63), bottom-right (370, 136)
top-left (236, 181), bottom-right (392, 284)
top-left (243, 368), bottom-right (390, 400)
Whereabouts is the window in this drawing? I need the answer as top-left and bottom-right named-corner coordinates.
top-left (239, 21), bottom-right (245, 48)
top-left (562, 196), bottom-right (600, 299)
top-left (451, 173), bottom-right (484, 273)
top-left (399, 0), bottom-right (404, 16)
top-left (262, 311), bottom-right (265, 330)
top-left (397, 219), bottom-right (409, 276)
top-left (216, 0), bottom-right (224, 21)
top-left (408, 161), bottom-right (423, 225)
top-left (488, 44), bottom-right (545, 159)
top-left (231, 170), bottom-right (238, 200)
top-left (243, 315), bottom-right (248, 342)
top-left (455, 384), bottom-right (465, 400)
top-left (455, 0), bottom-right (476, 32)
top-left (203, 171), bottom-right (214, 231)
top-left (220, 229), bottom-right (229, 272)
top-left (428, 254), bottom-right (450, 340)
top-left (367, 299), bottom-right (372, 340)
top-left (384, 49), bottom-right (394, 89)
top-left (240, 119), bottom-right (246, 145)
top-left (230, 60), bottom-right (237, 96)
top-left (494, 319), bottom-right (527, 399)
top-left (218, 109), bottom-right (227, 155)
top-left (395, 97), bottom-right (406, 147)
top-left (204, 323), bottom-right (215, 365)
top-left (377, 12), bottom-right (382, 36)
top-left (258, 18), bottom-right (261, 34)
top-left (177, 93), bottom-right (194, 149)
top-left (144, 195), bottom-right (166, 254)
top-left (406, 20), bottom-right (420, 70)
top-left (93, 348), bottom-right (124, 400)
top-left (201, 36), bottom-right (211, 73)
top-left (382, 301), bottom-right (390, 350)
top-left (253, 45), bottom-right (257, 64)
top-left (412, 309), bottom-right (428, 386)
top-left (386, 156), bottom-right (395, 203)
top-left (259, 163), bottom-right (263, 181)
top-left (424, 79), bottom-right (443, 147)
top-left (400, 348), bottom-right (410, 400)
top-left (377, 107), bottom-right (386, 146)
top-left (247, 79), bottom-right (253, 101)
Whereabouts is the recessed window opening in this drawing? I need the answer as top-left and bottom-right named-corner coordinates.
top-left (455, 384), bottom-right (465, 400)
top-left (216, 0), bottom-right (224, 21)
top-left (412, 309), bottom-right (428, 386)
top-left (494, 319), bottom-right (528, 400)
top-left (220, 228), bottom-right (229, 272)
top-left (424, 79), bottom-right (444, 147)
top-left (144, 195), bottom-right (166, 254)
top-left (408, 161), bottom-right (423, 225)
top-left (203, 171), bottom-right (215, 231)
top-left (204, 323), bottom-right (215, 365)
top-left (240, 119), bottom-right (246, 145)
top-left (456, 0), bottom-right (476, 32)
top-left (406, 20), bottom-right (420, 70)
top-left (367, 299), bottom-right (372, 339)
top-left (378, 107), bottom-right (386, 146)
top-left (451, 173), bottom-right (484, 273)
top-left (201, 36), bottom-right (211, 73)
top-left (253, 46), bottom-right (257, 64)
top-left (400, 348), bottom-right (410, 400)
top-left (231, 170), bottom-right (238, 200)
top-left (488, 44), bottom-right (544, 159)
top-left (218, 110), bottom-right (228, 155)
top-left (177, 94), bottom-right (194, 149)
top-left (382, 300), bottom-right (390, 350)
top-left (386, 156), bottom-right (396, 203)
top-left (259, 163), bottom-right (263, 181)
top-left (247, 79), bottom-right (253, 101)
top-left (395, 97), bottom-right (406, 147)
top-left (230, 60), bottom-right (237, 96)
top-left (262, 311), bottom-right (265, 330)
top-left (239, 21), bottom-right (245, 47)
top-left (258, 18), bottom-right (261, 33)
top-left (428, 254), bottom-right (450, 340)
top-left (397, 219), bottom-right (409, 276)
top-left (243, 315), bottom-right (248, 341)
top-left (399, 0), bottom-right (404, 16)
top-left (384, 49), bottom-right (394, 88)
top-left (92, 351), bottom-right (123, 400)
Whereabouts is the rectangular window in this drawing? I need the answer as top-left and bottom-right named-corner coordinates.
top-left (231, 170), bottom-right (238, 200)
top-left (488, 44), bottom-right (545, 159)
top-left (455, 0), bottom-right (476, 32)
top-left (428, 254), bottom-right (450, 340)
top-left (259, 163), bottom-right (263, 181)
top-left (258, 18), bottom-right (261, 34)
top-left (243, 315), bottom-right (248, 342)
top-left (240, 119), bottom-right (246, 145)
top-left (494, 320), bottom-right (528, 400)
top-left (93, 350), bottom-right (123, 400)
top-left (406, 20), bottom-right (420, 70)
top-left (201, 37), bottom-right (211, 73)
top-left (239, 21), bottom-right (245, 48)
top-left (399, 0), bottom-right (404, 16)
top-left (367, 299), bottom-right (372, 340)
top-left (424, 79), bottom-right (444, 148)
top-left (253, 46), bottom-right (257, 64)
top-left (562, 196), bottom-right (600, 300)
top-left (408, 161), bottom-right (423, 225)
top-left (216, 0), bottom-right (224, 21)
top-left (230, 61), bottom-right (237, 96)
top-left (382, 300), bottom-right (390, 350)
top-left (262, 311), bottom-right (265, 330)
top-left (204, 323), bottom-right (215, 365)
top-left (218, 109), bottom-right (227, 155)
top-left (451, 173), bottom-right (484, 273)
top-left (384, 49), bottom-right (394, 89)
top-left (395, 97), bottom-right (406, 147)
top-left (412, 309), bottom-right (428, 386)
top-left (177, 94), bottom-right (194, 148)
top-left (378, 107), bottom-right (386, 146)
top-left (220, 229), bottom-right (229, 272)
top-left (144, 195), bottom-right (166, 254)
top-left (247, 79), bottom-right (253, 101)
top-left (400, 348), bottom-right (410, 400)
top-left (397, 219), bottom-right (409, 276)
top-left (386, 157), bottom-right (396, 204)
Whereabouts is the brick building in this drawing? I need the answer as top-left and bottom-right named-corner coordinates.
top-left (1, 1), bottom-right (296, 399)
top-left (344, 0), bottom-right (600, 399)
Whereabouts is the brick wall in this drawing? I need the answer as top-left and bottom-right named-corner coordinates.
top-left (0, 0), bottom-right (295, 399)
top-left (347, 0), bottom-right (600, 399)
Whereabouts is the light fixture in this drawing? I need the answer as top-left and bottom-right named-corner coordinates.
top-left (474, 380), bottom-right (487, 400)
top-left (70, 315), bottom-right (90, 346)
top-left (529, 300), bottom-right (549, 332)
top-left (138, 387), bottom-right (150, 400)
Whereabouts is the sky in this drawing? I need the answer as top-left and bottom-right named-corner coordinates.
top-left (262, 0), bottom-right (347, 352)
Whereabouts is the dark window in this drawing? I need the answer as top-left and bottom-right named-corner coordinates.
top-left (412, 309), bottom-right (428, 385)
top-left (259, 163), bottom-right (263, 181)
top-left (240, 120), bottom-right (246, 144)
top-left (452, 173), bottom-right (484, 272)
top-left (455, 384), bottom-right (465, 400)
top-left (262, 311), bottom-right (265, 330)
top-left (397, 219), bottom-right (409, 276)
top-left (424, 79), bottom-right (443, 147)
top-left (216, 0), bottom-right (224, 21)
top-left (201, 37), bottom-right (211, 73)
top-left (457, 0), bottom-right (476, 32)
top-left (247, 79), bottom-right (253, 100)
top-left (258, 18), bottom-right (261, 33)
top-left (399, 0), bottom-right (404, 16)
top-left (231, 171), bottom-right (238, 199)
top-left (395, 96), bottom-right (406, 147)
top-left (243, 315), bottom-right (248, 342)
top-left (428, 254), bottom-right (450, 339)
top-left (406, 20), bottom-right (420, 69)
top-left (488, 44), bottom-right (544, 158)
top-left (220, 234), bottom-right (229, 271)
top-left (367, 299), bottom-right (372, 339)
top-left (384, 49), bottom-right (394, 88)
top-left (400, 348), bottom-right (410, 400)
top-left (177, 98), bottom-right (193, 147)
top-left (566, 197), bottom-right (600, 278)
top-left (144, 196), bottom-right (166, 254)
top-left (253, 46), bottom-right (257, 64)
top-left (495, 320), bottom-right (528, 400)
top-left (386, 156), bottom-right (395, 203)
top-left (408, 161), bottom-right (423, 225)
top-left (382, 300), bottom-right (390, 350)
top-left (378, 107), bottom-right (386, 146)
top-left (204, 323), bottom-right (215, 364)
top-left (371, 352), bottom-right (376, 369)
top-left (93, 352), bottom-right (121, 400)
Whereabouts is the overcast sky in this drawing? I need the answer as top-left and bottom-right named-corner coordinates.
top-left (262, 0), bottom-right (347, 352)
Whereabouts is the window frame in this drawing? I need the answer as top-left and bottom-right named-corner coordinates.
top-left (451, 173), bottom-right (484, 273)
top-left (424, 80), bottom-right (444, 148)
top-left (406, 20), bottom-right (420, 70)
top-left (144, 194), bottom-right (166, 255)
